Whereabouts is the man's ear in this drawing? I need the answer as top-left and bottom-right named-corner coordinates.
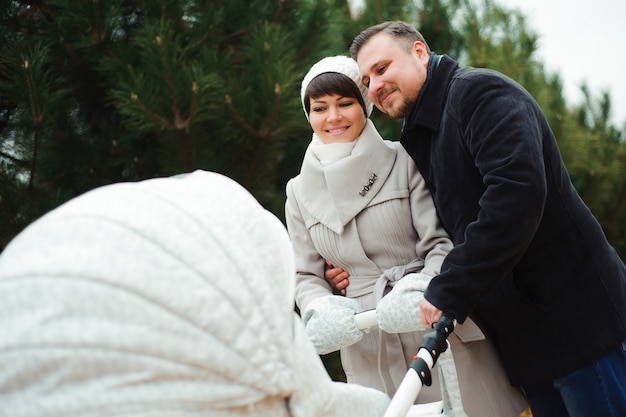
top-left (413, 41), bottom-right (428, 58)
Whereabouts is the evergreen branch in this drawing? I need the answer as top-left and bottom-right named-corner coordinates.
top-left (244, 128), bottom-right (268, 188)
top-left (0, 150), bottom-right (29, 167)
top-left (268, 83), bottom-right (281, 135)
top-left (264, 85), bottom-right (300, 137)
top-left (177, 129), bottom-right (192, 172)
top-left (0, 196), bottom-right (17, 226)
top-left (79, 7), bottom-right (105, 44)
top-left (30, 171), bottom-right (71, 192)
top-left (244, 84), bottom-right (281, 187)
top-left (24, 61), bottom-right (44, 126)
top-left (225, 27), bottom-right (251, 41)
top-left (295, 22), bottom-right (320, 63)
top-left (273, 0), bottom-right (289, 24)
top-left (269, 117), bottom-right (298, 137)
top-left (155, 36), bottom-right (183, 128)
top-left (224, 95), bottom-right (264, 138)
top-left (374, 0), bottom-right (383, 23)
top-left (55, 18), bottom-right (116, 59)
top-left (131, 93), bottom-right (176, 129)
top-left (188, 31), bottom-right (210, 51)
top-left (0, 167), bottom-right (17, 225)
top-left (178, 82), bottom-right (198, 130)
top-left (174, 82), bottom-right (199, 171)
top-left (23, 60), bottom-right (44, 190)
top-left (28, 125), bottom-right (40, 190)
top-left (605, 185), bottom-right (626, 230)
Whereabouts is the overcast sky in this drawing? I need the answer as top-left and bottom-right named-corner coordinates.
top-left (495, 0), bottom-right (626, 125)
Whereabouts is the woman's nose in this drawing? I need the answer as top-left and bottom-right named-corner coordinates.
top-left (327, 107), bottom-right (342, 121)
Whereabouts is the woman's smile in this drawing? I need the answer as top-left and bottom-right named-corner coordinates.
top-left (309, 94), bottom-right (366, 144)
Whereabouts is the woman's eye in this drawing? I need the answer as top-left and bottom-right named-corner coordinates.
top-left (340, 101), bottom-right (354, 107)
top-left (312, 106), bottom-right (325, 112)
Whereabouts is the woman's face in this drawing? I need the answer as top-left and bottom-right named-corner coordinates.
top-left (308, 94), bottom-right (366, 144)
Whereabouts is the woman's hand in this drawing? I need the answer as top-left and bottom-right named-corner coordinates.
top-left (324, 260), bottom-right (350, 295)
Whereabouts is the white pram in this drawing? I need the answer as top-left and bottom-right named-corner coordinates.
top-left (354, 311), bottom-right (466, 417)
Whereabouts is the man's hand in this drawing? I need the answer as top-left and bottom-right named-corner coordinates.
top-left (324, 260), bottom-right (350, 295)
top-left (419, 298), bottom-right (443, 326)
top-left (376, 273), bottom-right (431, 333)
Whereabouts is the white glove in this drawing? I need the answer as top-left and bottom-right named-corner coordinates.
top-left (301, 295), bottom-right (364, 355)
top-left (376, 273), bottom-right (432, 334)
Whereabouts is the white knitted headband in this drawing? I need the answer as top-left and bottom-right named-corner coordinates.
top-left (300, 55), bottom-right (373, 120)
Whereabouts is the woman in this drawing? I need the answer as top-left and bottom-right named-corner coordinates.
top-left (285, 56), bottom-right (529, 417)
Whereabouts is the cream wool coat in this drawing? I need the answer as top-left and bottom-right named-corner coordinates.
top-left (285, 120), bottom-right (528, 417)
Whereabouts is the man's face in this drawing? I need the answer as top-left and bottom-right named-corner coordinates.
top-left (356, 33), bottom-right (430, 119)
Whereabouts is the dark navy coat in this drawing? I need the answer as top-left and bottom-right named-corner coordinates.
top-left (402, 54), bottom-right (626, 385)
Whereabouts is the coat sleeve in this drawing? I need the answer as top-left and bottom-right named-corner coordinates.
top-left (426, 73), bottom-right (548, 322)
top-left (405, 152), bottom-right (453, 278)
top-left (285, 178), bottom-right (333, 312)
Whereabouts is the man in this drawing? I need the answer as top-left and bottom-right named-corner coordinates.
top-left (328, 21), bottom-right (626, 417)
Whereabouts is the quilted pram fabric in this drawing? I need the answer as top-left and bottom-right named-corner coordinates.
top-left (0, 170), bottom-right (390, 417)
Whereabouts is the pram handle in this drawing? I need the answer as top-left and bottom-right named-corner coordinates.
top-left (383, 312), bottom-right (456, 417)
top-left (353, 310), bottom-right (455, 337)
top-left (354, 309), bottom-right (377, 330)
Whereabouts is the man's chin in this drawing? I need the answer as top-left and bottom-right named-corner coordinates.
top-left (375, 104), bottom-right (400, 119)
top-left (389, 111), bottom-right (405, 120)
top-left (393, 101), bottom-right (414, 119)
top-left (377, 101), bottom-right (409, 119)
top-left (384, 107), bottom-right (406, 120)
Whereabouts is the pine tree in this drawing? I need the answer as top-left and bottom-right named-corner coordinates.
top-left (564, 87), bottom-right (626, 255)
top-left (0, 0), bottom-right (355, 248)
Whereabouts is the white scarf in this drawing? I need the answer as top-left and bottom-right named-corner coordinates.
top-left (310, 135), bottom-right (358, 166)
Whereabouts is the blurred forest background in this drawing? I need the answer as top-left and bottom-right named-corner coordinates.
top-left (2, 0), bottom-right (626, 253)
top-left (1, 1), bottom-right (625, 388)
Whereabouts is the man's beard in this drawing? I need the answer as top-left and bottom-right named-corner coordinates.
top-left (379, 89), bottom-right (415, 119)
top-left (385, 96), bottom-right (414, 119)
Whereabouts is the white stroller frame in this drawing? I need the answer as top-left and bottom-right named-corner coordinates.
top-left (354, 311), bottom-right (460, 417)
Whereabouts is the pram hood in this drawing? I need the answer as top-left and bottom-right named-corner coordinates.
top-left (0, 170), bottom-right (390, 417)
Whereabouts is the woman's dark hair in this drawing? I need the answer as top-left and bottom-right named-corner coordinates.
top-left (303, 72), bottom-right (367, 116)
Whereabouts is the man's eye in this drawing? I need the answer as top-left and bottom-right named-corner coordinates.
top-left (377, 65), bottom-right (386, 74)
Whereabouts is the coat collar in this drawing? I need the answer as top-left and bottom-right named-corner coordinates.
top-left (297, 119), bottom-right (397, 234)
top-left (404, 54), bottom-right (459, 133)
